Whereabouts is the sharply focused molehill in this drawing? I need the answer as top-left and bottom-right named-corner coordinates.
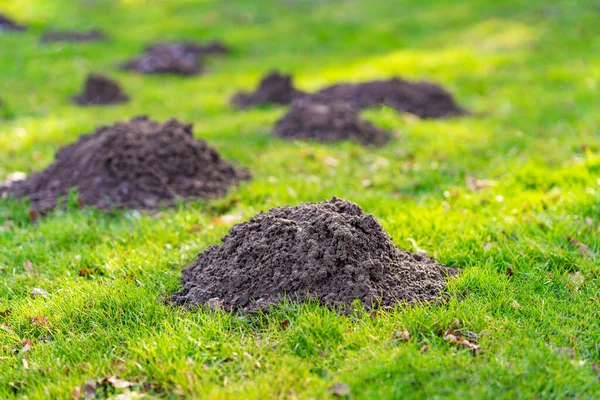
top-left (72, 74), bottom-right (129, 105)
top-left (313, 78), bottom-right (467, 118)
top-left (122, 41), bottom-right (229, 75)
top-left (231, 71), bottom-right (306, 108)
top-left (2, 116), bottom-right (250, 211)
top-left (170, 197), bottom-right (455, 312)
top-left (41, 29), bottom-right (106, 43)
top-left (274, 99), bottom-right (392, 145)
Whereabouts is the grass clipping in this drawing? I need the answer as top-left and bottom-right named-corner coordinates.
top-left (170, 197), bottom-right (456, 313)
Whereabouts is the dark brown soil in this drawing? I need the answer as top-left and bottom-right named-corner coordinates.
top-left (0, 14), bottom-right (26, 32)
top-left (72, 74), bottom-right (129, 106)
top-left (41, 29), bottom-right (106, 43)
top-left (231, 72), bottom-right (307, 108)
top-left (312, 78), bottom-right (467, 119)
top-left (122, 41), bottom-right (229, 76)
top-left (274, 99), bottom-right (392, 146)
top-left (145, 41), bottom-right (230, 56)
top-left (170, 197), bottom-right (455, 313)
top-left (3, 116), bottom-right (250, 211)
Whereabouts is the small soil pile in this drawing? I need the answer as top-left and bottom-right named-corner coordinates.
top-left (274, 99), bottom-right (392, 146)
top-left (41, 29), bottom-right (106, 43)
top-left (231, 72), bottom-right (307, 108)
top-left (312, 78), bottom-right (467, 119)
top-left (4, 116), bottom-right (250, 211)
top-left (145, 41), bottom-right (230, 56)
top-left (0, 14), bottom-right (26, 32)
top-left (170, 197), bottom-right (455, 313)
top-left (72, 74), bottom-right (129, 106)
top-left (122, 41), bottom-right (229, 75)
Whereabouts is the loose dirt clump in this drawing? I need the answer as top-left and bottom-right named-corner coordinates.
top-left (41, 29), bottom-right (106, 43)
top-left (122, 41), bottom-right (229, 75)
top-left (145, 41), bottom-right (230, 56)
top-left (3, 116), bottom-right (250, 211)
top-left (274, 99), bottom-right (392, 146)
top-left (231, 71), bottom-right (307, 108)
top-left (312, 78), bottom-right (467, 119)
top-left (170, 197), bottom-right (456, 313)
top-left (0, 14), bottom-right (26, 32)
top-left (72, 74), bottom-right (129, 106)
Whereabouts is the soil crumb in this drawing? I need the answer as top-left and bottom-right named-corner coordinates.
top-left (41, 29), bottom-right (106, 43)
top-left (312, 78), bottom-right (467, 119)
top-left (274, 99), bottom-right (392, 145)
top-left (0, 14), bottom-right (26, 32)
top-left (170, 197), bottom-right (455, 313)
top-left (122, 41), bottom-right (229, 75)
top-left (231, 71), bottom-right (307, 108)
top-left (3, 116), bottom-right (250, 211)
top-left (72, 74), bottom-right (129, 106)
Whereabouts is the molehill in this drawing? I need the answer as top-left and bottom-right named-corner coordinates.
top-left (122, 41), bottom-right (229, 75)
top-left (313, 78), bottom-right (467, 118)
top-left (170, 197), bottom-right (456, 313)
top-left (3, 116), bottom-right (250, 211)
top-left (231, 71), bottom-right (307, 108)
top-left (274, 99), bottom-right (392, 146)
top-left (0, 14), bottom-right (26, 32)
top-left (72, 74), bottom-right (129, 106)
top-left (41, 29), bottom-right (106, 43)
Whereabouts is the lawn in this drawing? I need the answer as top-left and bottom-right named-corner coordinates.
top-left (1, 0), bottom-right (600, 398)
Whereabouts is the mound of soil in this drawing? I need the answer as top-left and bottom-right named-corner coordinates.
top-left (231, 72), bottom-right (307, 108)
top-left (170, 197), bottom-right (455, 313)
top-left (0, 14), bottom-right (26, 32)
top-left (274, 99), bottom-right (392, 145)
top-left (145, 41), bottom-right (230, 56)
top-left (72, 74), bottom-right (129, 106)
top-left (4, 116), bottom-right (250, 211)
top-left (312, 78), bottom-right (467, 119)
top-left (122, 41), bottom-right (229, 75)
top-left (41, 29), bottom-right (106, 43)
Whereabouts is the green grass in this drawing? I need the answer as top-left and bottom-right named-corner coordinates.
top-left (1, 0), bottom-right (600, 398)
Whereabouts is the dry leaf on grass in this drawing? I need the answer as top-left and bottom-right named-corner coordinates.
top-left (393, 329), bottom-right (410, 341)
top-left (444, 333), bottom-right (481, 355)
top-left (30, 316), bottom-right (49, 326)
top-left (75, 376), bottom-right (135, 399)
top-left (23, 260), bottom-right (36, 274)
top-left (31, 288), bottom-right (48, 297)
top-left (21, 339), bottom-right (33, 353)
top-left (0, 308), bottom-right (12, 317)
top-left (568, 271), bottom-right (585, 291)
top-left (105, 376), bottom-right (134, 389)
top-left (466, 176), bottom-right (497, 191)
top-left (71, 386), bottom-right (82, 399)
top-left (328, 382), bottom-right (351, 397)
top-left (567, 237), bottom-right (593, 259)
top-left (443, 330), bottom-right (481, 355)
top-left (83, 379), bottom-right (96, 398)
top-left (28, 210), bottom-right (39, 223)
